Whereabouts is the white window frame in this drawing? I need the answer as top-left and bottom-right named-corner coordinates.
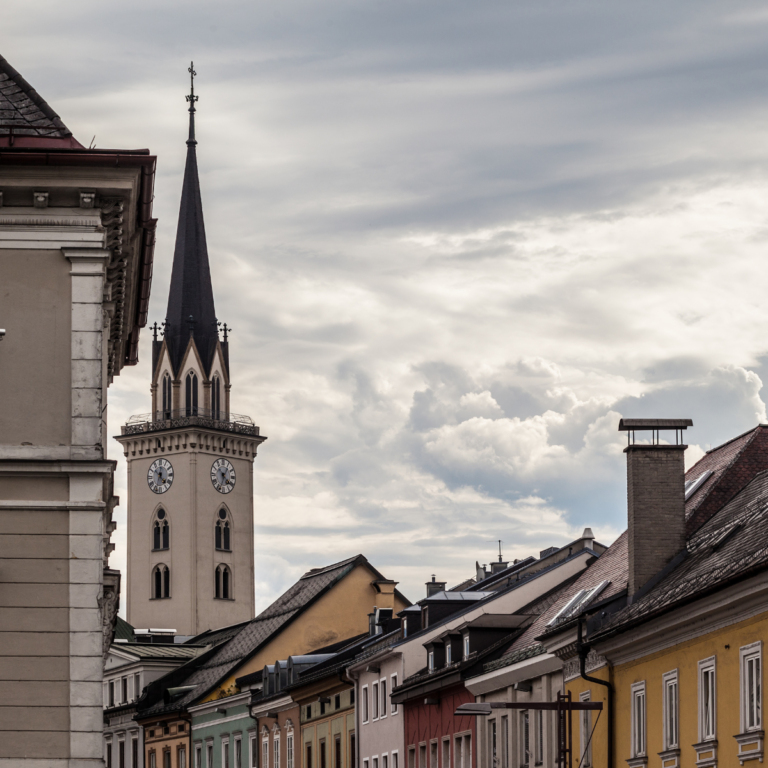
top-left (222, 737), bottom-right (231, 768)
top-left (383, 753), bottom-right (388, 768)
top-left (287, 733), bottom-right (294, 768)
top-left (630, 681), bottom-right (646, 758)
top-left (373, 756), bottom-right (379, 768)
top-left (248, 733), bottom-right (257, 768)
top-left (391, 674), bottom-right (399, 715)
top-left (579, 691), bottom-right (591, 767)
top-left (392, 751), bottom-right (399, 768)
top-left (372, 681), bottom-right (379, 720)
top-left (380, 678), bottom-right (388, 719)
top-left (194, 743), bottom-right (202, 768)
top-left (741, 642), bottom-right (762, 733)
top-left (500, 715), bottom-right (508, 768)
top-left (662, 669), bottom-right (679, 750)
top-left (206, 741), bottom-right (214, 768)
top-left (234, 736), bottom-right (242, 768)
top-left (534, 710), bottom-right (543, 766)
top-left (520, 711), bottom-right (529, 767)
top-left (262, 737), bottom-right (269, 768)
top-left (698, 657), bottom-right (717, 742)
top-left (274, 734), bottom-right (280, 768)
top-left (362, 685), bottom-right (369, 723)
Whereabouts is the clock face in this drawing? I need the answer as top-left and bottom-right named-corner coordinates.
top-left (211, 458), bottom-right (236, 494)
top-left (147, 458), bottom-right (174, 494)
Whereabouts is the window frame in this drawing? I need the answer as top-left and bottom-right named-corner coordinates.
top-left (463, 635), bottom-right (470, 660)
top-left (222, 737), bottom-right (230, 768)
top-left (698, 656), bottom-right (717, 742)
top-left (273, 733), bottom-right (280, 768)
top-left (520, 711), bottom-right (529, 768)
top-left (579, 691), bottom-right (591, 767)
top-left (372, 681), bottom-right (379, 720)
top-left (380, 678), bottom-right (387, 720)
top-left (287, 733), bottom-right (294, 768)
top-left (362, 685), bottom-right (369, 724)
top-left (390, 674), bottom-right (398, 715)
top-left (630, 681), bottom-right (646, 758)
top-left (662, 669), bottom-right (679, 750)
top-left (741, 642), bottom-right (762, 733)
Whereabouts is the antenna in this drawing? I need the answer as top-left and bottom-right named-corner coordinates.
top-left (487, 539), bottom-right (504, 563)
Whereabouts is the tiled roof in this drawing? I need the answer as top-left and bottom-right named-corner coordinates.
top-left (591, 470), bottom-right (768, 641)
top-left (114, 616), bottom-right (136, 643)
top-left (114, 643), bottom-right (205, 661)
top-left (140, 555), bottom-right (368, 716)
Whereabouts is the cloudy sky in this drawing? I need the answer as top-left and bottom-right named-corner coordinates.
top-left (7, 1), bottom-right (768, 610)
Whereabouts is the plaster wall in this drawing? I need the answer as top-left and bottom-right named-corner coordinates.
top-left (357, 653), bottom-right (405, 762)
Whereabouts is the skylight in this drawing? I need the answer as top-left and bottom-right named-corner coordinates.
top-left (685, 470), bottom-right (713, 501)
top-left (546, 580), bottom-right (610, 627)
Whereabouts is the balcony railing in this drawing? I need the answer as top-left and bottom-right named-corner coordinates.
top-left (122, 409), bottom-right (260, 437)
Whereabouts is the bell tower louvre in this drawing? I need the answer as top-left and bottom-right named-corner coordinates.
top-left (115, 64), bottom-right (267, 637)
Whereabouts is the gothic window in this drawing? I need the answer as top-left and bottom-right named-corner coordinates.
top-left (162, 373), bottom-right (172, 418)
top-left (152, 509), bottom-right (169, 551)
top-left (215, 508), bottom-right (231, 551)
top-left (212, 375), bottom-right (222, 420)
top-left (215, 564), bottom-right (232, 599)
top-left (185, 371), bottom-right (198, 416)
top-left (153, 565), bottom-right (170, 599)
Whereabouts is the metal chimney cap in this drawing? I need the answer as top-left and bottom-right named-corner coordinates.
top-left (618, 418), bottom-right (692, 431)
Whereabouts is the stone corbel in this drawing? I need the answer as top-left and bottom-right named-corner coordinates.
top-left (734, 730), bottom-right (764, 765)
top-left (658, 747), bottom-right (680, 768)
top-left (693, 739), bottom-right (718, 768)
top-left (100, 568), bottom-right (121, 661)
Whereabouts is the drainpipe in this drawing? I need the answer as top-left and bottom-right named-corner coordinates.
top-left (577, 618), bottom-right (613, 768)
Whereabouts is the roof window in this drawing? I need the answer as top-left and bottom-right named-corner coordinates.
top-left (685, 470), bottom-right (714, 501)
top-left (546, 580), bottom-right (610, 627)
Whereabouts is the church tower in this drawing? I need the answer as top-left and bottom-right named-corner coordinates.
top-left (116, 66), bottom-right (266, 636)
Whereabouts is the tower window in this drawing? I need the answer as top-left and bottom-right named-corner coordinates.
top-left (215, 564), bottom-right (232, 599)
top-left (185, 372), bottom-right (198, 416)
top-left (215, 510), bottom-right (231, 551)
top-left (153, 565), bottom-right (170, 599)
top-left (162, 373), bottom-right (172, 419)
top-left (212, 375), bottom-right (222, 420)
top-left (153, 511), bottom-right (169, 551)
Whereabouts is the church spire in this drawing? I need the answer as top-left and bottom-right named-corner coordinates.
top-left (163, 62), bottom-right (220, 376)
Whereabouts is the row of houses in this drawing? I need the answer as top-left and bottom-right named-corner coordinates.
top-left (105, 418), bottom-right (768, 768)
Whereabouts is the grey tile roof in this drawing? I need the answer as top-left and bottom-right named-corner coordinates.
top-left (140, 555), bottom-right (367, 716)
top-left (0, 55), bottom-right (72, 137)
top-left (591, 470), bottom-right (768, 641)
top-left (113, 643), bottom-right (205, 661)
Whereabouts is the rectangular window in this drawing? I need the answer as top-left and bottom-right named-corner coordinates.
top-left (521, 712), bottom-right (530, 768)
top-left (306, 745), bottom-right (313, 768)
top-left (463, 636), bottom-right (470, 660)
top-left (223, 739), bottom-right (230, 768)
top-left (741, 643), bottom-right (762, 732)
top-left (372, 682), bottom-right (379, 720)
top-left (179, 747), bottom-right (187, 768)
top-left (119, 740), bottom-right (126, 768)
top-left (165, 751), bottom-right (172, 768)
top-left (235, 739), bottom-right (242, 768)
top-left (274, 738), bottom-right (280, 768)
top-left (579, 692), bottom-right (591, 767)
top-left (699, 658), bottom-right (716, 741)
top-left (362, 685), bottom-right (369, 723)
top-left (250, 737), bottom-right (257, 768)
top-left (135, 674), bottom-right (141, 699)
top-left (306, 705), bottom-right (312, 720)
top-left (500, 716), bottom-right (508, 768)
top-left (351, 734), bottom-right (356, 768)
top-left (208, 744), bottom-right (214, 768)
top-left (109, 681), bottom-right (115, 707)
top-left (122, 677), bottom-right (128, 704)
top-left (631, 682), bottom-right (646, 757)
top-left (150, 751), bottom-right (156, 768)
top-left (133, 737), bottom-right (139, 768)
top-left (373, 758), bottom-right (378, 768)
top-left (320, 741), bottom-right (327, 768)
top-left (351, 688), bottom-right (355, 705)
top-left (380, 679), bottom-right (387, 719)
top-left (335, 735), bottom-right (341, 768)
top-left (430, 741), bottom-right (438, 768)
top-left (335, 694), bottom-right (341, 709)
top-left (408, 747), bottom-right (415, 768)
top-left (288, 735), bottom-right (294, 768)
top-left (196, 746), bottom-right (202, 768)
top-left (419, 744), bottom-right (426, 768)
top-left (461, 735), bottom-right (470, 768)
top-left (391, 675), bottom-right (398, 714)
top-left (364, 760), bottom-right (369, 768)
top-left (490, 721), bottom-right (497, 768)
top-left (453, 738), bottom-right (461, 768)
top-left (106, 742), bottom-right (113, 768)
top-left (441, 739), bottom-right (449, 768)
top-left (263, 742), bottom-right (269, 768)
top-left (383, 756), bottom-right (389, 768)
top-left (392, 751), bottom-right (398, 768)
top-left (662, 670), bottom-right (679, 749)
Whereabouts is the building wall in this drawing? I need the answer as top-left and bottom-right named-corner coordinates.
top-left (144, 715), bottom-right (192, 768)
top-left (253, 702), bottom-right (299, 768)
top-left (120, 431), bottom-right (259, 636)
top-left (206, 566), bottom-right (410, 701)
top-left (300, 688), bottom-right (356, 768)
top-left (403, 685), bottom-right (475, 768)
top-left (356, 653), bottom-right (404, 764)
top-left (190, 698), bottom-right (256, 768)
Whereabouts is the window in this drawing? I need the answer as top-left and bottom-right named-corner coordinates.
top-left (453, 738), bottom-right (461, 768)
top-left (699, 658), bottom-right (716, 741)
top-left (428, 652), bottom-right (434, 672)
top-left (235, 738), bottom-right (242, 768)
top-left (216, 509), bottom-right (232, 551)
top-left (446, 645), bottom-right (452, 665)
top-left (150, 751), bottom-right (156, 768)
top-left (441, 739), bottom-right (449, 768)
top-left (419, 744), bottom-right (426, 768)
top-left (132, 737), bottom-right (139, 768)
top-left (351, 688), bottom-right (355, 705)
top-left (463, 636), bottom-right (470, 660)
top-left (521, 712), bottom-right (530, 768)
top-left (153, 510), bottom-right (170, 551)
top-left (185, 371), bottom-right (198, 416)
top-left (212, 375), bottom-right (222, 420)
top-left (490, 721), bottom-right (496, 768)
top-left (222, 739), bottom-right (230, 768)
top-left (122, 677), bottom-right (128, 704)
top-left (306, 746), bottom-right (313, 768)
top-left (208, 743), bottom-right (214, 768)
top-left (287, 735), bottom-right (294, 768)
top-left (500, 716), bottom-right (508, 768)
top-left (274, 736), bottom-right (280, 768)
top-left (250, 736), bottom-right (257, 768)
top-left (152, 564), bottom-right (170, 599)
top-left (408, 748), bottom-right (415, 768)
top-left (106, 741), bottom-right (113, 768)
top-left (391, 675), bottom-right (398, 714)
top-left (579, 692), bottom-right (591, 767)
top-left (216, 564), bottom-right (232, 599)
top-left (165, 751), bottom-right (172, 768)
top-left (430, 741), bottom-right (438, 768)
top-left (546, 581), bottom-right (610, 627)
top-left (662, 670), bottom-right (679, 749)
top-left (306, 705), bottom-right (312, 720)
top-left (335, 694), bottom-right (341, 709)
top-left (320, 741), bottom-right (327, 768)
top-left (162, 373), bottom-right (172, 418)
top-left (362, 685), bottom-right (369, 723)
top-left (263, 740), bottom-right (269, 768)
top-left (109, 680), bottom-right (115, 706)
top-left (631, 682), bottom-right (646, 757)
top-left (350, 734), bottom-right (356, 768)
top-left (335, 736), bottom-right (341, 768)
top-left (179, 747), bottom-right (187, 768)
top-left (134, 674), bottom-right (141, 699)
top-left (391, 751), bottom-right (398, 768)
top-left (741, 642), bottom-right (762, 732)
top-left (535, 711), bottom-right (543, 766)
top-left (373, 758), bottom-right (378, 768)
top-left (380, 679), bottom-right (387, 719)
top-left (196, 746), bottom-right (202, 768)
top-left (383, 756), bottom-right (388, 768)
top-left (372, 682), bottom-right (379, 719)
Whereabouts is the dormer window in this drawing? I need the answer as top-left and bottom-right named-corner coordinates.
top-left (428, 651), bottom-right (435, 672)
top-left (463, 635), bottom-right (470, 660)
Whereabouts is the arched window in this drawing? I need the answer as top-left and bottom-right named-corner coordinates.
top-left (215, 565), bottom-right (231, 600)
top-left (152, 509), bottom-right (169, 551)
top-left (185, 371), bottom-right (198, 416)
top-left (152, 565), bottom-right (170, 599)
top-left (162, 373), bottom-right (172, 419)
top-left (212, 375), bottom-right (222, 420)
top-left (215, 509), bottom-right (231, 551)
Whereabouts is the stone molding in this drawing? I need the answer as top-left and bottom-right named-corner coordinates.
top-left (563, 649), bottom-right (607, 682)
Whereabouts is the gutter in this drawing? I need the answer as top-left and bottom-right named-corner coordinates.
top-left (577, 618), bottom-right (613, 768)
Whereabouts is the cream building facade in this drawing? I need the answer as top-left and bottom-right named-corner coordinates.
top-left (0, 55), bottom-right (157, 764)
top-left (115, 70), bottom-right (265, 637)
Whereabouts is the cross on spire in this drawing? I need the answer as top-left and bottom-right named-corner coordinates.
top-left (186, 61), bottom-right (198, 145)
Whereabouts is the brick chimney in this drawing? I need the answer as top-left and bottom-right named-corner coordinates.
top-left (620, 418), bottom-right (691, 596)
top-left (425, 575), bottom-right (447, 598)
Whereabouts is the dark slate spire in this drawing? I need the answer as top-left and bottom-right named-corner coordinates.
top-left (164, 62), bottom-right (219, 375)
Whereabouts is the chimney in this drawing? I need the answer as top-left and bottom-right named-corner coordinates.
top-left (619, 418), bottom-right (691, 596)
top-left (425, 575), bottom-right (447, 598)
top-left (581, 528), bottom-right (595, 550)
